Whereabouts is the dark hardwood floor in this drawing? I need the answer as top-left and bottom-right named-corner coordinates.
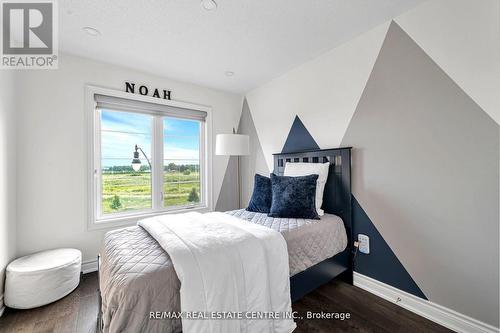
top-left (0, 273), bottom-right (99, 333)
top-left (0, 272), bottom-right (453, 333)
top-left (293, 280), bottom-right (453, 333)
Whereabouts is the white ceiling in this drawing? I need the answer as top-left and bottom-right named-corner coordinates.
top-left (60, 0), bottom-right (425, 93)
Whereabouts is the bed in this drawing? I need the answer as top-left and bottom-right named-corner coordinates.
top-left (98, 147), bottom-right (353, 333)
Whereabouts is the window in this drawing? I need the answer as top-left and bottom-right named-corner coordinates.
top-left (90, 91), bottom-right (209, 225)
top-left (163, 117), bottom-right (201, 207)
top-left (101, 110), bottom-right (153, 213)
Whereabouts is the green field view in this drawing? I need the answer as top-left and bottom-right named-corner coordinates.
top-left (102, 171), bottom-right (201, 213)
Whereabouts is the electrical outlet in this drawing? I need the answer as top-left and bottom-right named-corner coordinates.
top-left (358, 234), bottom-right (370, 254)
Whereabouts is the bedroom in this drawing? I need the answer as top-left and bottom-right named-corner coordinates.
top-left (0, 0), bottom-right (498, 332)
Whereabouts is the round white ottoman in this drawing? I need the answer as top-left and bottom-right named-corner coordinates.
top-left (4, 248), bottom-right (82, 309)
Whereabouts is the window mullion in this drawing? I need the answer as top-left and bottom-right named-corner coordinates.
top-left (152, 116), bottom-right (164, 209)
top-left (200, 121), bottom-right (205, 206)
top-left (95, 107), bottom-right (103, 219)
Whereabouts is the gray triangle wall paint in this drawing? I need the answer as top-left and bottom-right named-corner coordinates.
top-left (342, 21), bottom-right (499, 326)
top-left (238, 99), bottom-right (270, 206)
top-left (215, 99), bottom-right (269, 211)
top-left (215, 156), bottom-right (238, 211)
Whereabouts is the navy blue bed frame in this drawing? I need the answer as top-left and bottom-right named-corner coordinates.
top-left (273, 147), bottom-right (353, 301)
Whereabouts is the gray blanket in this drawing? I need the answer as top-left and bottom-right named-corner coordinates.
top-left (99, 210), bottom-right (347, 333)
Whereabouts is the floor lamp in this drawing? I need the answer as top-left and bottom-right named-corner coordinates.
top-left (215, 129), bottom-right (250, 209)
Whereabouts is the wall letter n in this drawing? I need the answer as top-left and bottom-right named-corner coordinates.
top-left (125, 82), bottom-right (135, 93)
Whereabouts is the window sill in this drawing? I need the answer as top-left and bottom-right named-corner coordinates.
top-left (88, 205), bottom-right (212, 231)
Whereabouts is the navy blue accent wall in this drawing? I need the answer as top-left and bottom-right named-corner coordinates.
top-left (281, 116), bottom-right (320, 153)
top-left (353, 196), bottom-right (427, 299)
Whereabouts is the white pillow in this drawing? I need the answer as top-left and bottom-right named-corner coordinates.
top-left (284, 162), bottom-right (330, 216)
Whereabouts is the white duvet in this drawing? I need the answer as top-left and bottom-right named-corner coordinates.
top-left (138, 212), bottom-right (296, 333)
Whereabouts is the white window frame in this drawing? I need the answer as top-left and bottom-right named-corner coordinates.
top-left (85, 85), bottom-right (213, 230)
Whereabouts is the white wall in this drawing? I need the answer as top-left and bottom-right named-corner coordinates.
top-left (395, 0), bottom-right (500, 125)
top-left (246, 0), bottom-right (500, 170)
top-left (246, 22), bottom-right (389, 170)
top-left (0, 71), bottom-right (17, 312)
top-left (15, 53), bottom-right (243, 264)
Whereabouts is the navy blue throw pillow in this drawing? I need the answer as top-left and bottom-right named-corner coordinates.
top-left (246, 174), bottom-right (272, 213)
top-left (269, 174), bottom-right (319, 219)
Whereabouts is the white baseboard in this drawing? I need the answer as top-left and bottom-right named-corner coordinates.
top-left (81, 259), bottom-right (98, 274)
top-left (353, 272), bottom-right (499, 333)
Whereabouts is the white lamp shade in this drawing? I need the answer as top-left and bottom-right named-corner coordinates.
top-left (215, 134), bottom-right (250, 156)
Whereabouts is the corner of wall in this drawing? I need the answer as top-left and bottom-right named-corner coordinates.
top-left (0, 70), bottom-right (18, 315)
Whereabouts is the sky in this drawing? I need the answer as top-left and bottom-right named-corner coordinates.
top-left (101, 110), bottom-right (200, 168)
